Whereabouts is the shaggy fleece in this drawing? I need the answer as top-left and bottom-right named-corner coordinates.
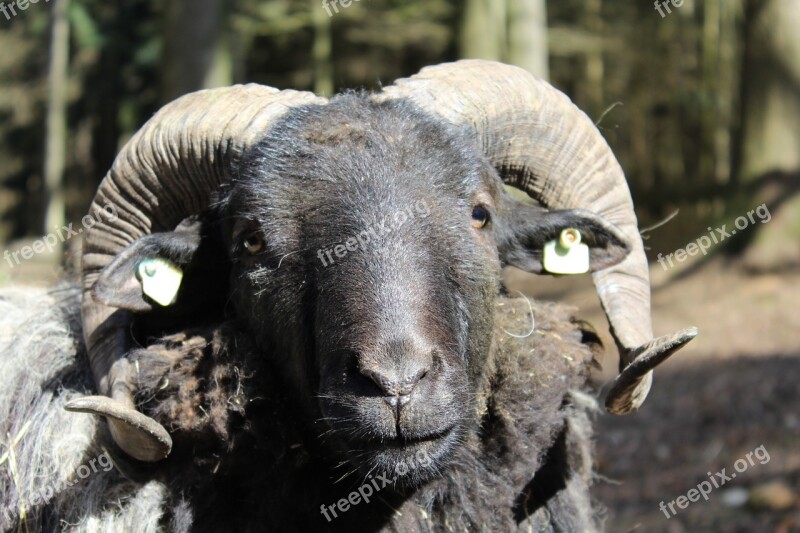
top-left (0, 286), bottom-right (603, 532)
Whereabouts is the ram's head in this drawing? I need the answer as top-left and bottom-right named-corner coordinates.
top-left (66, 61), bottom-right (697, 468)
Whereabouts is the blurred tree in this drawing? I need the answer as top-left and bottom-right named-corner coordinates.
top-left (461, 0), bottom-right (548, 79)
top-left (0, 3), bottom-right (50, 243)
top-left (738, 0), bottom-right (800, 269)
top-left (311, 0), bottom-right (333, 95)
top-left (161, 0), bottom-right (233, 102)
top-left (508, 0), bottom-right (548, 79)
top-left (461, 0), bottom-right (505, 61)
top-left (703, 0), bottom-right (739, 186)
top-left (77, 0), bottom-right (162, 205)
top-left (4, 0), bottom-right (798, 273)
top-left (580, 0), bottom-right (600, 108)
top-left (738, 0), bottom-right (800, 181)
top-left (43, 0), bottom-right (70, 253)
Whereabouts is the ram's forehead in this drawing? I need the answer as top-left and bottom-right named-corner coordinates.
top-left (234, 93), bottom-right (497, 223)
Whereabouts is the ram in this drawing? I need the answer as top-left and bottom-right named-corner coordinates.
top-left (0, 60), bottom-right (696, 532)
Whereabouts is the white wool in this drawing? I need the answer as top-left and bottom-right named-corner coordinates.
top-left (0, 286), bottom-right (171, 533)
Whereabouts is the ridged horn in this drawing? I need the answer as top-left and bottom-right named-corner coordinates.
top-left (67, 85), bottom-right (326, 461)
top-left (379, 60), bottom-right (697, 414)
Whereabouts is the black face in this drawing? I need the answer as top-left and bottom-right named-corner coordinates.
top-left (225, 95), bottom-right (503, 483)
top-left (93, 94), bottom-right (629, 486)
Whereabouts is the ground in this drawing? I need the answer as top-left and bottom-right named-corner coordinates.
top-left (506, 257), bottom-right (800, 533)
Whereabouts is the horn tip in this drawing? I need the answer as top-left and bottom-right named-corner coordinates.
top-left (605, 326), bottom-right (698, 415)
top-left (65, 395), bottom-right (172, 462)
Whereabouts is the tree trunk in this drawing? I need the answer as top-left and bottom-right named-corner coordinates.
top-left (312, 0), bottom-right (334, 96)
top-left (161, 0), bottom-right (232, 103)
top-left (507, 0), bottom-right (548, 80)
top-left (43, 0), bottom-right (70, 253)
top-left (461, 0), bottom-right (505, 61)
top-left (737, 0), bottom-right (800, 270)
top-left (700, 0), bottom-right (720, 183)
top-left (581, 0), bottom-right (601, 111)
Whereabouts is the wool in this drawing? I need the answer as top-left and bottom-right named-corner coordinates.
top-left (0, 286), bottom-right (602, 532)
top-left (0, 285), bottom-right (169, 532)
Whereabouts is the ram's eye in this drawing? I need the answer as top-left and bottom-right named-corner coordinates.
top-left (242, 233), bottom-right (265, 254)
top-left (471, 206), bottom-right (489, 229)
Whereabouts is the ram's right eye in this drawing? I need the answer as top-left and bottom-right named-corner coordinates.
top-left (242, 233), bottom-right (265, 255)
top-left (471, 205), bottom-right (490, 229)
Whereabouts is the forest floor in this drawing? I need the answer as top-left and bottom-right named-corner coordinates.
top-left (507, 256), bottom-right (800, 533)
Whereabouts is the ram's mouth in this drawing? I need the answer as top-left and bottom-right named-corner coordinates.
top-left (317, 383), bottom-right (468, 485)
top-left (382, 426), bottom-right (454, 447)
top-left (351, 423), bottom-right (456, 450)
top-left (336, 424), bottom-right (461, 487)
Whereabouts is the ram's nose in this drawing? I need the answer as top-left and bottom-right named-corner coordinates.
top-left (358, 337), bottom-right (433, 414)
top-left (361, 366), bottom-right (429, 410)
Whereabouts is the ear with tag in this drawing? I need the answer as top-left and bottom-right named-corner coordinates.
top-left (496, 199), bottom-right (631, 275)
top-left (137, 258), bottom-right (184, 307)
top-left (92, 222), bottom-right (202, 312)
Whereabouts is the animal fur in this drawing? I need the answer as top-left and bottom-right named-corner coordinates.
top-left (0, 285), bottom-right (604, 532)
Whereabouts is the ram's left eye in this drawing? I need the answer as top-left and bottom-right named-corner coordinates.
top-left (471, 206), bottom-right (489, 229)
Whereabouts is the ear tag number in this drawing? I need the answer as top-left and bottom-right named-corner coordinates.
top-left (137, 258), bottom-right (183, 306)
top-left (543, 228), bottom-right (590, 275)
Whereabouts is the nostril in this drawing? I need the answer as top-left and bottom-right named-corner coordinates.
top-left (358, 340), bottom-right (434, 410)
top-left (360, 369), bottom-right (398, 397)
top-left (360, 365), bottom-right (430, 409)
top-left (398, 366), bottom-right (429, 395)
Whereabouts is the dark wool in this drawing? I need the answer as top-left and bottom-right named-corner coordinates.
top-left (0, 286), bottom-right (603, 532)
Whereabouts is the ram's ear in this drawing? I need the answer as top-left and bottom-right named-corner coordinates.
top-left (92, 220), bottom-right (202, 312)
top-left (496, 199), bottom-right (631, 274)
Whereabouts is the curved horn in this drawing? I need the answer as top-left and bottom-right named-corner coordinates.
top-left (378, 60), bottom-right (697, 414)
top-left (67, 85), bottom-right (326, 461)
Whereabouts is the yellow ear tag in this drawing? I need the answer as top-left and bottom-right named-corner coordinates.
top-left (542, 228), bottom-right (590, 275)
top-left (137, 258), bottom-right (183, 306)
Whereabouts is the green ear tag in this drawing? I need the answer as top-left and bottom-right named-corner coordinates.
top-left (543, 228), bottom-right (590, 275)
top-left (137, 258), bottom-right (183, 306)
